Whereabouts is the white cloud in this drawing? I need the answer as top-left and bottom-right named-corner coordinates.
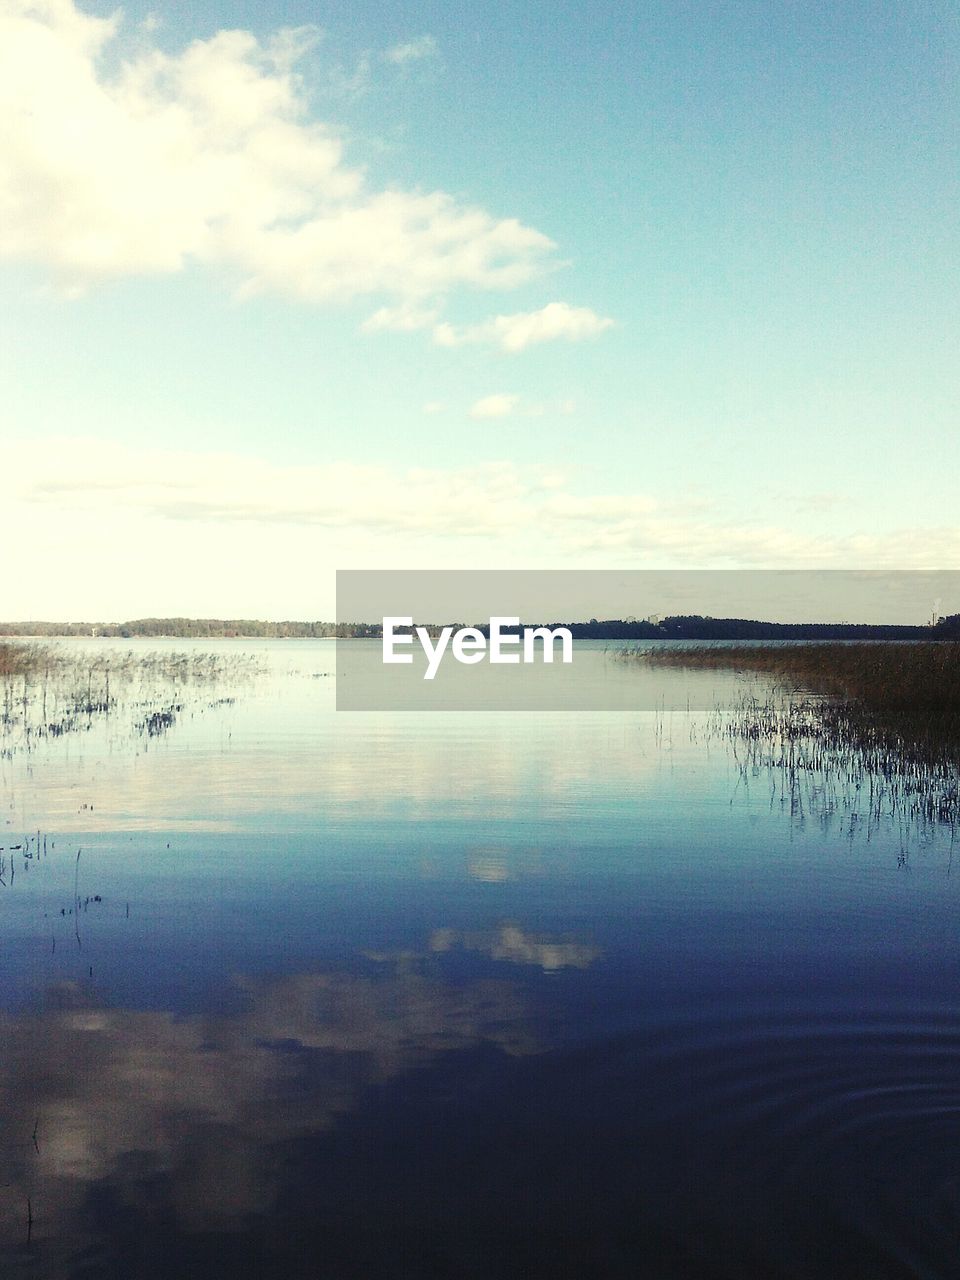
top-left (0, 3), bottom-right (553, 299)
top-left (322, 50), bottom-right (373, 99)
top-left (434, 302), bottom-right (615, 353)
top-left (465, 395), bottom-right (574, 418)
top-left (383, 35), bottom-right (438, 65)
top-left (7, 436), bottom-right (960, 617)
top-left (11, 438), bottom-right (551, 536)
top-left (361, 303), bottom-right (439, 332)
top-left (469, 394), bottom-right (519, 419)
top-left (14, 435), bottom-right (960, 568)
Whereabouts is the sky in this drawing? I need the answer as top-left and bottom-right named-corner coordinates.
top-left (2, 0), bottom-right (959, 620)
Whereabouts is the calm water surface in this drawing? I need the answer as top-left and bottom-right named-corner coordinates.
top-left (1, 639), bottom-right (959, 1278)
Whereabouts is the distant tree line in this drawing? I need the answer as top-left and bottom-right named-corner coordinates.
top-left (0, 614), bottom-right (957, 640)
top-left (652, 615), bottom-right (954, 640)
top-left (0, 619), bottom-right (376, 639)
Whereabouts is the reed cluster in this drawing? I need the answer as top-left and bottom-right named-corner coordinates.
top-left (0, 641), bottom-right (262, 754)
top-left (625, 642), bottom-right (960, 838)
top-left (632, 643), bottom-right (960, 760)
top-left (0, 642), bottom-right (64, 679)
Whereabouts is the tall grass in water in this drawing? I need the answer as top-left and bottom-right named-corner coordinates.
top-left (626, 643), bottom-right (960, 840)
top-left (0, 641), bottom-right (262, 756)
top-left (0, 642), bottom-right (65, 679)
top-left (634, 643), bottom-right (960, 754)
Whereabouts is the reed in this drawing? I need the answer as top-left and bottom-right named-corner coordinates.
top-left (625, 642), bottom-right (960, 837)
top-left (0, 641), bottom-right (262, 755)
top-left (0, 641), bottom-right (63, 679)
top-left (628, 643), bottom-right (960, 759)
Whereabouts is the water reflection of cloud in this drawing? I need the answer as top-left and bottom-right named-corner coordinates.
top-left (467, 850), bottom-right (513, 881)
top-left (364, 923), bottom-right (600, 973)
top-left (4, 668), bottom-right (685, 835)
top-left (0, 963), bottom-right (538, 1257)
top-left (430, 923), bottom-right (600, 972)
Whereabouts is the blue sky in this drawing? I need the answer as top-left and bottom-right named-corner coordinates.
top-left (2, 0), bottom-right (958, 618)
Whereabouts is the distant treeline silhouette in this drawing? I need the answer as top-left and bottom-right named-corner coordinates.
top-left (1, 614), bottom-right (958, 640)
top-left (650, 614), bottom-right (960, 640)
top-left (0, 619), bottom-right (376, 639)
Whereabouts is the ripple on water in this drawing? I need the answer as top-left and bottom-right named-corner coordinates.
top-left (586, 1006), bottom-right (960, 1278)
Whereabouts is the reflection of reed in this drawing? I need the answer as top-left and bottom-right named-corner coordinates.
top-left (704, 693), bottom-right (960, 852)
top-left (0, 832), bottom-right (53, 888)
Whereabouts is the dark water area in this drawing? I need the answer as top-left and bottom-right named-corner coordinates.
top-left (1, 639), bottom-right (959, 1278)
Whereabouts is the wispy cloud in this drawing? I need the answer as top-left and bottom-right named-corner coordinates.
top-left (6, 434), bottom-right (960, 618)
top-left (12, 437), bottom-right (960, 574)
top-left (322, 50), bottom-right (373, 98)
top-left (383, 35), bottom-right (438, 65)
top-left (0, 5), bottom-right (551, 301)
top-left (465, 395), bottom-right (576, 418)
top-left (434, 302), bottom-right (614, 353)
top-left (469, 394), bottom-right (520, 419)
top-left (362, 303), bottom-right (440, 333)
top-left (14, 439), bottom-right (551, 536)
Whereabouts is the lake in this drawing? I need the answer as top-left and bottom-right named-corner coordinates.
top-left (1, 638), bottom-right (959, 1278)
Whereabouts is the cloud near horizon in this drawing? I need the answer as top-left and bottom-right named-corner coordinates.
top-left (10, 437), bottom-right (960, 576)
top-left (0, 2), bottom-right (552, 301)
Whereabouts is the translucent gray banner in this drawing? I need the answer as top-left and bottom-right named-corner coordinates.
top-left (335, 570), bottom-right (959, 711)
